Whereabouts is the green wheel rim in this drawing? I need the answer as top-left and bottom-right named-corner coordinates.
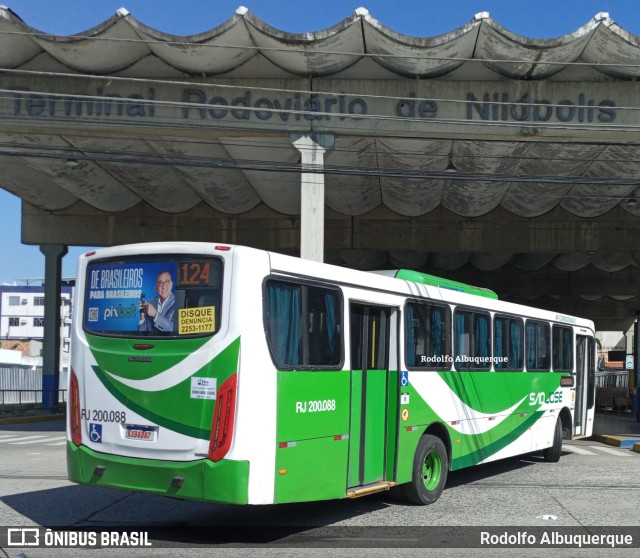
top-left (421, 449), bottom-right (442, 491)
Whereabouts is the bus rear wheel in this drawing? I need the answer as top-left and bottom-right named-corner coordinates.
top-left (403, 434), bottom-right (448, 505)
top-left (542, 417), bottom-right (562, 462)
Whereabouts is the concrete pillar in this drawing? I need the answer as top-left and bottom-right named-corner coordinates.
top-left (39, 243), bottom-right (68, 411)
top-left (292, 133), bottom-right (334, 262)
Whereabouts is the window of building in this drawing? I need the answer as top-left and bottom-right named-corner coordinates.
top-left (8, 296), bottom-right (20, 306)
top-left (405, 301), bottom-right (451, 369)
top-left (34, 297), bottom-right (45, 306)
top-left (8, 317), bottom-right (20, 327)
top-left (494, 315), bottom-right (524, 370)
top-left (265, 280), bottom-right (342, 369)
top-left (525, 321), bottom-right (551, 371)
top-left (33, 317), bottom-right (44, 327)
top-left (454, 309), bottom-right (491, 370)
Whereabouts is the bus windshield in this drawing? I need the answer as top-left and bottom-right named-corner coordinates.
top-left (83, 255), bottom-right (223, 338)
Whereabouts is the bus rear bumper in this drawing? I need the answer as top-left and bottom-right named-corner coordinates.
top-left (66, 442), bottom-right (249, 504)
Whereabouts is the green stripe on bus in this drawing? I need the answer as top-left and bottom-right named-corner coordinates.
top-left (394, 269), bottom-right (498, 299)
top-left (86, 333), bottom-right (212, 379)
top-left (437, 371), bottom-right (561, 414)
top-left (452, 411), bottom-right (544, 469)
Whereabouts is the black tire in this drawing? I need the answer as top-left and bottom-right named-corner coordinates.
top-left (543, 417), bottom-right (562, 462)
top-left (402, 434), bottom-right (448, 505)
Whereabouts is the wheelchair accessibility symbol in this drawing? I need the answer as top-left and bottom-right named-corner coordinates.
top-left (89, 423), bottom-right (103, 443)
top-left (400, 371), bottom-right (409, 387)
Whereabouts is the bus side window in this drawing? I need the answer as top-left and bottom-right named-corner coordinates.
top-left (307, 287), bottom-right (341, 366)
top-left (265, 281), bottom-right (302, 367)
top-left (265, 280), bottom-right (342, 369)
top-left (494, 316), bottom-right (523, 371)
top-left (552, 325), bottom-right (573, 372)
top-left (454, 309), bottom-right (491, 371)
top-left (509, 319), bottom-right (524, 370)
top-left (526, 321), bottom-right (551, 371)
top-left (405, 301), bottom-right (451, 369)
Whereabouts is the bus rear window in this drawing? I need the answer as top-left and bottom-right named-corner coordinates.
top-left (83, 256), bottom-right (223, 337)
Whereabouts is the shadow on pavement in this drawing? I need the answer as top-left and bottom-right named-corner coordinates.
top-left (0, 418), bottom-right (66, 432)
top-left (1, 482), bottom-right (391, 546)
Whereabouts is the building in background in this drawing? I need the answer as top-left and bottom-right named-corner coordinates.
top-left (0, 279), bottom-right (74, 373)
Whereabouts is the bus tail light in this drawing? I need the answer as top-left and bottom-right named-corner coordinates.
top-left (69, 368), bottom-right (82, 446)
top-left (208, 374), bottom-right (238, 462)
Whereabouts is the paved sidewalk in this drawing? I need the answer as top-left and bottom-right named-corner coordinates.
top-left (591, 410), bottom-right (640, 452)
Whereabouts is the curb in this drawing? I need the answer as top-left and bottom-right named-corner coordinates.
top-left (591, 434), bottom-right (623, 447)
top-left (0, 414), bottom-right (66, 426)
top-left (591, 434), bottom-right (638, 449)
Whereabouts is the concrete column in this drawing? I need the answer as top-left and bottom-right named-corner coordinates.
top-left (292, 133), bottom-right (334, 262)
top-left (39, 243), bottom-right (68, 411)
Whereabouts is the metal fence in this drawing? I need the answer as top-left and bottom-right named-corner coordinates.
top-left (0, 389), bottom-right (67, 407)
top-left (0, 364), bottom-right (67, 408)
top-left (596, 370), bottom-right (629, 389)
top-left (595, 370), bottom-right (630, 412)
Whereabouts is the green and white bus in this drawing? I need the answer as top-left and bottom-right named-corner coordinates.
top-left (67, 242), bottom-right (596, 505)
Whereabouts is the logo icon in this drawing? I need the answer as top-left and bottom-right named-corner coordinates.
top-left (7, 528), bottom-right (40, 546)
top-left (400, 371), bottom-right (409, 387)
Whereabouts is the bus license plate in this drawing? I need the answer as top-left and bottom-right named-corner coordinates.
top-left (125, 424), bottom-right (157, 441)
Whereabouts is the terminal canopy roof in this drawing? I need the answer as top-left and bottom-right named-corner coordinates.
top-left (1, 6), bottom-right (640, 329)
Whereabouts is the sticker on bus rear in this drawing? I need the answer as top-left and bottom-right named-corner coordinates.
top-left (191, 377), bottom-right (217, 400)
top-left (89, 423), bottom-right (102, 443)
top-left (125, 424), bottom-right (157, 441)
top-left (178, 306), bottom-right (216, 335)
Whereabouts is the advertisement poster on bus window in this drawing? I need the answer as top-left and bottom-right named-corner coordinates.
top-left (85, 261), bottom-right (177, 333)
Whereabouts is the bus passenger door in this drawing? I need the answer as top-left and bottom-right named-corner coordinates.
top-left (348, 304), bottom-right (399, 488)
top-left (574, 335), bottom-right (595, 436)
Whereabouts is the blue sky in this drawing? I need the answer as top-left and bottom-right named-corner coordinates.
top-left (1, 0), bottom-right (640, 284)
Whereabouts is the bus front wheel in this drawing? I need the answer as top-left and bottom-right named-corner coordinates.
top-left (403, 434), bottom-right (448, 505)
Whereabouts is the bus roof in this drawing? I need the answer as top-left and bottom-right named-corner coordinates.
top-left (375, 269), bottom-right (499, 300)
